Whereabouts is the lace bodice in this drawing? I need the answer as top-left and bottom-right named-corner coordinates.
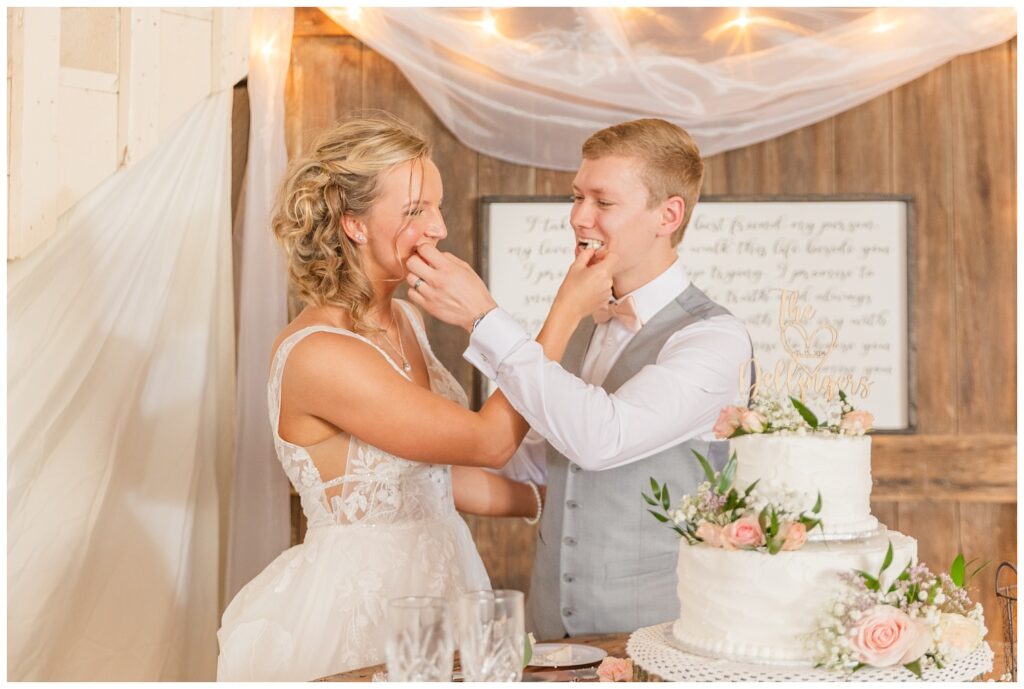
top-left (268, 301), bottom-right (468, 529)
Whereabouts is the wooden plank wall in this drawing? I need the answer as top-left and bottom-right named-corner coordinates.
top-left (284, 9), bottom-right (1016, 670)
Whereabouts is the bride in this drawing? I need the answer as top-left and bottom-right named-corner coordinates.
top-left (216, 114), bottom-right (615, 681)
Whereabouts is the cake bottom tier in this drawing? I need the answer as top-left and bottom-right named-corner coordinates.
top-left (672, 528), bottom-right (918, 666)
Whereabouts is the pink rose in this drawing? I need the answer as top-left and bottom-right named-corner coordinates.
top-left (780, 521), bottom-right (807, 551)
top-left (849, 605), bottom-right (931, 667)
top-left (739, 409), bottom-right (766, 433)
top-left (724, 516), bottom-right (765, 549)
top-left (695, 520), bottom-right (733, 549)
top-left (597, 656), bottom-right (633, 682)
top-left (713, 406), bottom-right (744, 439)
top-left (840, 410), bottom-right (874, 435)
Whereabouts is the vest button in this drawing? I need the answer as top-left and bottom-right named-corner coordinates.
top-left (563, 574), bottom-right (575, 583)
top-left (563, 536), bottom-right (577, 546)
top-left (566, 500), bottom-right (579, 509)
top-left (562, 608), bottom-right (574, 617)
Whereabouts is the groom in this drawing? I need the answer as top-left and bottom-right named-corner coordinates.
top-left (408, 118), bottom-right (752, 639)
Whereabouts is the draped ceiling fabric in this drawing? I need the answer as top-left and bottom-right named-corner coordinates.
top-left (8, 91), bottom-right (235, 680)
top-left (323, 7), bottom-right (1017, 169)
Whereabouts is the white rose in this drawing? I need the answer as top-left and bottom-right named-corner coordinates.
top-left (936, 613), bottom-right (983, 660)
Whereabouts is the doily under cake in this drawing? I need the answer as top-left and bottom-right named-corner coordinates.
top-left (626, 622), bottom-right (994, 682)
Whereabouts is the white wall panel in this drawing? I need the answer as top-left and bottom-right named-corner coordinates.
top-left (117, 8), bottom-right (161, 168)
top-left (60, 8), bottom-right (118, 73)
top-left (158, 12), bottom-right (212, 135)
top-left (212, 8), bottom-right (252, 92)
top-left (9, 7), bottom-right (251, 261)
top-left (163, 8), bottom-right (213, 21)
top-left (8, 8), bottom-right (60, 260)
top-left (57, 87), bottom-right (118, 218)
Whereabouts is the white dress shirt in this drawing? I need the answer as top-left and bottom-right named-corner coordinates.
top-left (466, 259), bottom-right (752, 483)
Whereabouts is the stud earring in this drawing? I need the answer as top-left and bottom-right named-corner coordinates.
top-left (354, 232), bottom-right (367, 244)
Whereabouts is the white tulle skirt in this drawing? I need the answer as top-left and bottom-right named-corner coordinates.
top-left (216, 514), bottom-right (491, 681)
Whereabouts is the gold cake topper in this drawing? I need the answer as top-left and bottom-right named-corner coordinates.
top-left (742, 290), bottom-right (873, 402)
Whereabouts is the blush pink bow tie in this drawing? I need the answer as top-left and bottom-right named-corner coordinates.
top-left (593, 296), bottom-right (642, 332)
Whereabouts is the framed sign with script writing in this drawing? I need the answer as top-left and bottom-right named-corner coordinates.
top-left (477, 195), bottom-right (914, 432)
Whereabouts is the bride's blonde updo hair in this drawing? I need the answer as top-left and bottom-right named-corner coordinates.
top-left (272, 113), bottom-right (431, 333)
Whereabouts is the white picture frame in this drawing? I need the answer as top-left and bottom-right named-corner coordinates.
top-left (478, 195), bottom-right (915, 432)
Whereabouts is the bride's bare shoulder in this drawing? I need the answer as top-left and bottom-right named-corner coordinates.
top-left (276, 323), bottom-right (392, 389)
top-left (271, 310), bottom-right (349, 363)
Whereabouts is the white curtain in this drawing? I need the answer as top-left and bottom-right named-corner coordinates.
top-left (224, 7), bottom-right (294, 607)
top-left (8, 90), bottom-right (235, 680)
top-left (324, 7), bottom-right (1016, 169)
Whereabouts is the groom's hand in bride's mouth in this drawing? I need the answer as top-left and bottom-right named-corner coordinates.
top-left (406, 244), bottom-right (498, 332)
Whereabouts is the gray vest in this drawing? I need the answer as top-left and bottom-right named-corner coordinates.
top-left (526, 284), bottom-right (748, 639)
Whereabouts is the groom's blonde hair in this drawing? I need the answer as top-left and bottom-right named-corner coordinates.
top-left (582, 118), bottom-right (704, 246)
top-left (271, 112), bottom-right (431, 333)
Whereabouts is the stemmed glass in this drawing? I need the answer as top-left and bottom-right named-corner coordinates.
top-left (455, 589), bottom-right (525, 682)
top-left (384, 596), bottom-right (455, 681)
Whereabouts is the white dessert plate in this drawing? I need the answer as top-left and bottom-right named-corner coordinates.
top-left (530, 643), bottom-right (608, 668)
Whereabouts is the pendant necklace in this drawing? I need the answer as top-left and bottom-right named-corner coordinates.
top-left (376, 303), bottom-right (412, 373)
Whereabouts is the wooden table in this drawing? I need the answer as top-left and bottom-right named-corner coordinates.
top-left (315, 632), bottom-right (630, 682)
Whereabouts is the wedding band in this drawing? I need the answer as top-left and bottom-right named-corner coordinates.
top-left (413, 277), bottom-right (426, 290)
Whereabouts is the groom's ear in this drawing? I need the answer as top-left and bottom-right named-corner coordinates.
top-left (656, 196), bottom-right (686, 237)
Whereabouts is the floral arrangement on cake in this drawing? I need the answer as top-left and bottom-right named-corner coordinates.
top-left (811, 546), bottom-right (988, 677)
top-left (714, 390), bottom-right (874, 440)
top-left (643, 451), bottom-right (822, 554)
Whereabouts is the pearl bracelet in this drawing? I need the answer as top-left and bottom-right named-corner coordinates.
top-left (524, 480), bottom-right (542, 525)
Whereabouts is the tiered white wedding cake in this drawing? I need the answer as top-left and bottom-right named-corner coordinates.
top-left (633, 292), bottom-right (991, 680)
top-left (634, 394), bottom-right (990, 679)
top-left (671, 425), bottom-right (915, 666)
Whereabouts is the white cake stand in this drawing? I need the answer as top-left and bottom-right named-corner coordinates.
top-left (626, 623), bottom-right (994, 682)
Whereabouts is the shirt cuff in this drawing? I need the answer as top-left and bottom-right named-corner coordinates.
top-left (463, 308), bottom-right (531, 381)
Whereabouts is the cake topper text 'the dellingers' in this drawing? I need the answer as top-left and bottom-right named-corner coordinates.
top-left (740, 290), bottom-right (873, 402)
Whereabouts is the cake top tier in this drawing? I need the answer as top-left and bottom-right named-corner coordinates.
top-left (714, 391), bottom-right (874, 441)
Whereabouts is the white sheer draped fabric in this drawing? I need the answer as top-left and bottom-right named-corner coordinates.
top-left (323, 7), bottom-right (1016, 168)
top-left (224, 6), bottom-right (293, 609)
top-left (8, 91), bottom-right (235, 679)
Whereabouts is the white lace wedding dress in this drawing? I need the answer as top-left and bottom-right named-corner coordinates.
top-left (217, 301), bottom-right (491, 681)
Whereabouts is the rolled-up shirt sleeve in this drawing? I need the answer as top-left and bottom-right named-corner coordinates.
top-left (465, 308), bottom-right (751, 472)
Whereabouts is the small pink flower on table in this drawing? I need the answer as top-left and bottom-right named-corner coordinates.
top-left (849, 605), bottom-right (931, 667)
top-left (780, 521), bottom-right (807, 551)
top-left (597, 656), bottom-right (633, 682)
top-left (739, 408), bottom-right (766, 433)
top-left (840, 410), bottom-right (874, 435)
top-left (713, 406), bottom-right (744, 439)
top-left (724, 516), bottom-right (765, 549)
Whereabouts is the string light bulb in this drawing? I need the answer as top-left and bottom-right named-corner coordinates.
top-left (346, 5), bottom-right (361, 22)
top-left (871, 9), bottom-right (895, 34)
top-left (479, 11), bottom-right (498, 35)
